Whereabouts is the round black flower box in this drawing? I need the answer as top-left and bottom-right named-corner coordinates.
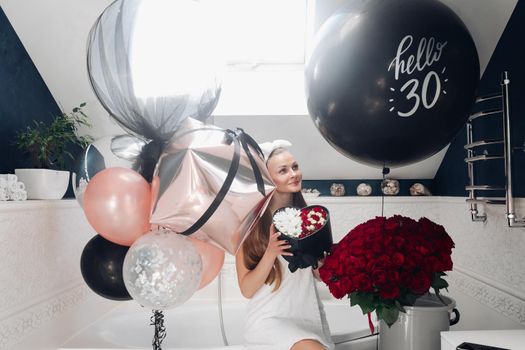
top-left (273, 205), bottom-right (333, 272)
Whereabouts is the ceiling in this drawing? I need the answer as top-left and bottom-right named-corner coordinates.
top-left (0, 0), bottom-right (517, 179)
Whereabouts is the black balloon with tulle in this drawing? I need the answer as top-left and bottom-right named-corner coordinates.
top-left (305, 0), bottom-right (480, 168)
top-left (80, 235), bottom-right (131, 301)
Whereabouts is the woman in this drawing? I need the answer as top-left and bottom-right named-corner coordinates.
top-left (236, 143), bottom-right (334, 350)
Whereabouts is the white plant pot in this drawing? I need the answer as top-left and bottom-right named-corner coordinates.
top-left (14, 169), bottom-right (70, 200)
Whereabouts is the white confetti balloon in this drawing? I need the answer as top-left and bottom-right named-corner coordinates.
top-left (123, 229), bottom-right (202, 310)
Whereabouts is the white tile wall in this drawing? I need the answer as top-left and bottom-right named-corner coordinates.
top-left (1, 196), bottom-right (524, 349)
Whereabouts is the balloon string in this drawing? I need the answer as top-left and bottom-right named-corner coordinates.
top-left (381, 167), bottom-right (390, 217)
top-left (381, 192), bottom-right (384, 217)
top-left (151, 310), bottom-right (166, 350)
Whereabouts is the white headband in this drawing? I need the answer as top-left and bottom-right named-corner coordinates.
top-left (259, 139), bottom-right (292, 160)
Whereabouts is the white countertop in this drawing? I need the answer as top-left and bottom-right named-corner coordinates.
top-left (441, 330), bottom-right (525, 350)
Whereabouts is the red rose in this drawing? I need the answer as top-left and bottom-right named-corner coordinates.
top-left (392, 252), bottom-right (404, 266)
top-left (400, 271), bottom-right (413, 286)
top-left (371, 242), bottom-right (383, 255)
top-left (376, 255), bottom-right (391, 268)
top-left (379, 283), bottom-right (400, 299)
top-left (439, 253), bottom-right (453, 271)
top-left (423, 256), bottom-right (441, 274)
top-left (353, 273), bottom-right (373, 292)
top-left (349, 255), bottom-right (367, 270)
top-left (328, 280), bottom-right (349, 299)
top-left (409, 272), bottom-right (432, 294)
top-left (318, 267), bottom-right (332, 283)
top-left (320, 215), bottom-right (453, 327)
top-left (406, 250), bottom-right (424, 267)
top-left (372, 270), bottom-right (388, 285)
top-left (392, 236), bottom-right (405, 249)
top-left (416, 243), bottom-right (431, 255)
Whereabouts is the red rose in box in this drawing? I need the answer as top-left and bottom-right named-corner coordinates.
top-left (272, 205), bottom-right (333, 272)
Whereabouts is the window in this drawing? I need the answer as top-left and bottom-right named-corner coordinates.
top-left (202, 0), bottom-right (311, 68)
top-left (200, 0), bottom-right (315, 115)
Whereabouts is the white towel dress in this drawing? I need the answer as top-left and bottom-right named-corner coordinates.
top-left (243, 256), bottom-right (335, 350)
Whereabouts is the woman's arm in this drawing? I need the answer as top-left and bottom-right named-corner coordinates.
top-left (235, 225), bottom-right (292, 299)
top-left (312, 256), bottom-right (326, 281)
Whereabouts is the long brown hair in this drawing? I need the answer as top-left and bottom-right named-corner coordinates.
top-left (242, 148), bottom-right (307, 291)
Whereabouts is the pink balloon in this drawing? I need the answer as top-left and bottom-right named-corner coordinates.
top-left (83, 167), bottom-right (152, 246)
top-left (188, 237), bottom-right (225, 289)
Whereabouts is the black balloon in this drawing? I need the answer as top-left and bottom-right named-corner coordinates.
top-left (80, 235), bottom-right (131, 301)
top-left (305, 0), bottom-right (480, 167)
top-left (72, 135), bottom-right (146, 207)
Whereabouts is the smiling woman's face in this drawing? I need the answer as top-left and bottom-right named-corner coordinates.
top-left (266, 150), bottom-right (302, 194)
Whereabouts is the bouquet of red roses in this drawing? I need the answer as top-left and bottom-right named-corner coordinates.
top-left (319, 215), bottom-right (454, 327)
top-left (273, 205), bottom-right (333, 272)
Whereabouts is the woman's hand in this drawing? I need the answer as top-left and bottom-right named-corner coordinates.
top-left (313, 254), bottom-right (326, 281)
top-left (236, 225), bottom-right (293, 299)
top-left (265, 224), bottom-right (293, 259)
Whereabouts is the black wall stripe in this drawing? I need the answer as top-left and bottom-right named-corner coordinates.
top-left (434, 1), bottom-right (525, 197)
top-left (0, 7), bottom-right (62, 173)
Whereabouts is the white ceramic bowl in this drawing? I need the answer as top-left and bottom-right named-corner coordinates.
top-left (15, 169), bottom-right (70, 199)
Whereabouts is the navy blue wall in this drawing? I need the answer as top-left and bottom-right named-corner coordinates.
top-left (0, 7), bottom-right (62, 173)
top-left (433, 1), bottom-right (525, 197)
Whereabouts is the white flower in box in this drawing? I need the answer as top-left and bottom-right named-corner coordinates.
top-left (272, 207), bottom-right (302, 238)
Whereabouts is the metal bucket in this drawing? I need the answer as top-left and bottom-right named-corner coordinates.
top-left (378, 294), bottom-right (460, 350)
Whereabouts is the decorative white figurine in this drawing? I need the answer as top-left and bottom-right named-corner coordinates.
top-left (356, 183), bottom-right (372, 196)
top-left (330, 183), bottom-right (345, 196)
top-left (381, 179), bottom-right (400, 196)
top-left (301, 188), bottom-right (321, 198)
top-left (410, 183), bottom-right (432, 196)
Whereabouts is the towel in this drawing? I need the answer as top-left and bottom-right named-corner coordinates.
top-left (243, 256), bottom-right (334, 350)
top-left (259, 140), bottom-right (292, 160)
top-left (0, 187), bottom-right (8, 201)
top-left (9, 189), bottom-right (27, 201)
top-left (0, 174), bottom-right (27, 201)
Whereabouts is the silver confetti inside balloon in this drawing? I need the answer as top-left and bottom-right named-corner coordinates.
top-left (123, 229), bottom-right (202, 310)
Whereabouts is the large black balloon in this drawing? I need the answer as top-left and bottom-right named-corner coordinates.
top-left (80, 235), bottom-right (131, 301)
top-left (305, 0), bottom-right (480, 167)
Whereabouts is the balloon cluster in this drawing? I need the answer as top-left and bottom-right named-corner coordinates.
top-left (79, 0), bottom-right (274, 310)
top-left (305, 0), bottom-right (479, 168)
top-left (79, 0), bottom-right (481, 311)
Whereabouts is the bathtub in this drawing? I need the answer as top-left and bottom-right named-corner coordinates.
top-left (60, 299), bottom-right (377, 350)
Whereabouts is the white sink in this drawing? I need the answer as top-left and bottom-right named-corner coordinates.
top-left (441, 330), bottom-right (525, 350)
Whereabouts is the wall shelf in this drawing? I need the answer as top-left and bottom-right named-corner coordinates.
top-left (0, 198), bottom-right (78, 213)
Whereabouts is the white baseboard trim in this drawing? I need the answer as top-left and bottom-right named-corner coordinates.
top-left (448, 267), bottom-right (525, 325)
top-left (0, 283), bottom-right (89, 350)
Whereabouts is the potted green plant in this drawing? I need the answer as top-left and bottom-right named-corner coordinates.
top-left (14, 103), bottom-right (93, 199)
